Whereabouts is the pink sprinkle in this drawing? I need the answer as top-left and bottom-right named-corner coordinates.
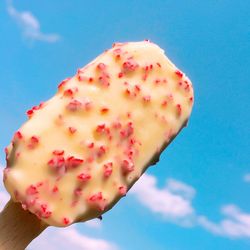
top-left (134, 85), bottom-right (141, 92)
top-left (98, 75), bottom-right (110, 87)
top-left (143, 95), bottom-right (151, 102)
top-left (87, 142), bottom-right (95, 149)
top-left (118, 186), bottom-right (127, 196)
top-left (176, 104), bottom-right (182, 116)
top-left (48, 156), bottom-right (65, 171)
top-left (26, 185), bottom-right (38, 195)
top-left (32, 102), bottom-right (45, 111)
top-left (161, 100), bottom-right (167, 107)
top-left (41, 204), bottom-right (47, 213)
top-left (113, 48), bottom-right (122, 59)
top-left (77, 173), bottom-right (91, 181)
top-left (89, 192), bottom-right (103, 202)
top-left (123, 59), bottom-right (139, 72)
top-left (14, 131), bottom-right (23, 140)
top-left (52, 150), bottom-right (64, 156)
top-left (97, 145), bottom-right (107, 158)
top-left (28, 136), bottom-right (39, 149)
top-left (112, 121), bottom-right (122, 129)
top-left (175, 70), bottom-right (183, 78)
top-left (155, 79), bottom-right (161, 84)
top-left (63, 217), bottom-right (70, 225)
top-left (97, 63), bottom-right (106, 71)
top-left (66, 156), bottom-right (84, 169)
top-left (58, 78), bottom-right (71, 90)
top-left (125, 88), bottom-right (131, 96)
top-left (69, 126), bottom-right (77, 134)
top-left (100, 107), bottom-right (109, 114)
top-left (120, 122), bottom-right (134, 138)
top-left (66, 99), bottom-right (83, 111)
top-left (103, 162), bottom-right (113, 177)
top-left (63, 89), bottom-right (74, 97)
top-left (118, 72), bottom-right (124, 78)
top-left (96, 123), bottom-right (106, 133)
top-left (26, 109), bottom-right (34, 118)
top-left (121, 159), bottom-right (134, 174)
top-left (52, 186), bottom-right (59, 193)
top-left (74, 188), bottom-right (82, 196)
top-left (78, 74), bottom-right (87, 82)
top-left (40, 204), bottom-right (52, 219)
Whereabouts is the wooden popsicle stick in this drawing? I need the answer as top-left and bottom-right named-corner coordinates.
top-left (0, 199), bottom-right (48, 250)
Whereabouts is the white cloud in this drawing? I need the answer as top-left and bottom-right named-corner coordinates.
top-left (198, 205), bottom-right (250, 238)
top-left (243, 174), bottom-right (250, 183)
top-left (84, 218), bottom-right (102, 229)
top-left (6, 0), bottom-right (60, 43)
top-left (29, 226), bottom-right (118, 250)
top-left (166, 178), bottom-right (196, 200)
top-left (131, 174), bottom-right (250, 239)
top-left (130, 174), bottom-right (195, 225)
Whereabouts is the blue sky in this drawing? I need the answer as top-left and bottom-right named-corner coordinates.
top-left (0, 0), bottom-right (250, 249)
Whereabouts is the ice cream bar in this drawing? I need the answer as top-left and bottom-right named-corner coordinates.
top-left (3, 41), bottom-right (194, 227)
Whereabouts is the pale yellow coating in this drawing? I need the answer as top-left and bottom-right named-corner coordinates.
top-left (3, 41), bottom-right (194, 227)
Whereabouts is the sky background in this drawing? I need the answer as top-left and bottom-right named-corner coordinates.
top-left (0, 0), bottom-right (250, 249)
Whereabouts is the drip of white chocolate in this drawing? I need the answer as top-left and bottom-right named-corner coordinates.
top-left (4, 41), bottom-right (194, 227)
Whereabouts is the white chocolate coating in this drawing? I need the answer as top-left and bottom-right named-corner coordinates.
top-left (3, 41), bottom-right (194, 227)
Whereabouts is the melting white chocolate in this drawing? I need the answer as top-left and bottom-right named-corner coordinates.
top-left (4, 41), bottom-right (194, 227)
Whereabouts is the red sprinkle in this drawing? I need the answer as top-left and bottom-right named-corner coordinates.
top-left (103, 162), bottom-right (113, 178)
top-left (123, 59), bottom-right (139, 72)
top-left (26, 185), bottom-right (38, 195)
top-left (161, 100), bottom-right (168, 107)
top-left (66, 156), bottom-right (84, 169)
top-left (121, 159), bottom-right (134, 174)
top-left (97, 63), bottom-right (106, 71)
top-left (120, 122), bottom-right (134, 138)
top-left (118, 72), bottom-right (124, 78)
top-left (143, 95), bottom-right (151, 102)
top-left (100, 107), bottom-right (109, 114)
top-left (87, 142), bottom-right (95, 149)
top-left (98, 75), bottom-right (110, 87)
top-left (77, 173), bottom-right (91, 182)
top-left (69, 126), bottom-right (77, 134)
top-left (28, 136), bottom-right (39, 149)
top-left (74, 188), bottom-right (82, 196)
top-left (52, 150), bottom-right (64, 156)
top-left (97, 145), bottom-right (107, 158)
top-left (176, 104), bottom-right (182, 116)
top-left (58, 78), bottom-right (71, 90)
top-left (175, 70), bottom-right (183, 78)
top-left (48, 156), bottom-right (65, 171)
top-left (52, 186), bottom-right (59, 193)
top-left (14, 131), bottom-right (23, 140)
top-left (118, 186), bottom-right (127, 196)
top-left (96, 123), bottom-right (106, 133)
top-left (134, 85), bottom-right (141, 92)
top-left (156, 62), bottom-right (162, 68)
top-left (63, 217), bottom-right (70, 225)
top-left (89, 192), bottom-right (103, 202)
top-left (113, 48), bottom-right (122, 59)
top-left (63, 89), bottom-right (74, 97)
top-left (66, 100), bottom-right (83, 111)
top-left (26, 109), bottom-right (34, 118)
